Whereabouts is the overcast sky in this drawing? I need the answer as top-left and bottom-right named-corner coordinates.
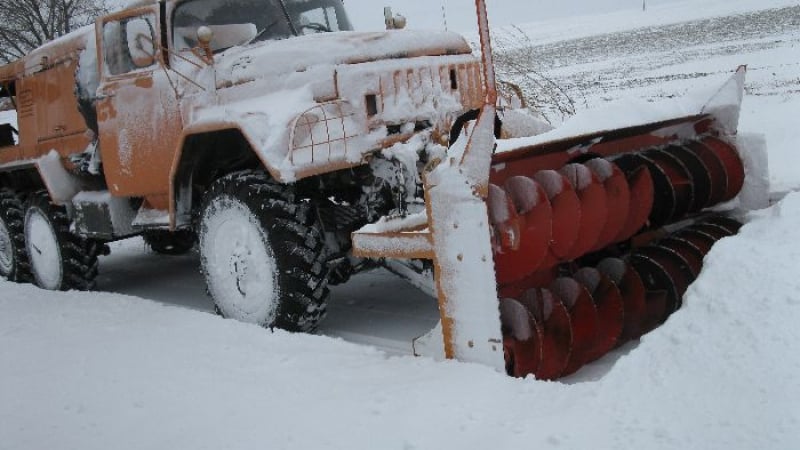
top-left (342, 0), bottom-right (677, 33)
top-left (112, 0), bottom-right (683, 34)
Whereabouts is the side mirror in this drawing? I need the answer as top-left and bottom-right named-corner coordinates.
top-left (126, 17), bottom-right (156, 68)
top-left (197, 26), bottom-right (214, 46)
top-left (196, 26), bottom-right (214, 62)
top-left (384, 7), bottom-right (407, 30)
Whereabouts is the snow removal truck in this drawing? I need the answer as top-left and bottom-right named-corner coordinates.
top-left (0, 0), bottom-right (768, 378)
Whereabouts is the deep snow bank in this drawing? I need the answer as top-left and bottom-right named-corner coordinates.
top-left (2, 194), bottom-right (799, 449)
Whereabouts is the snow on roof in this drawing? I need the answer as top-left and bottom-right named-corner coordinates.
top-left (215, 30), bottom-right (470, 81)
top-left (23, 25), bottom-right (94, 73)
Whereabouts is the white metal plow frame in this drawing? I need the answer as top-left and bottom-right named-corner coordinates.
top-left (352, 0), bottom-right (506, 370)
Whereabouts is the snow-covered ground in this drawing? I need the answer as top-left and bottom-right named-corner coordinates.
top-left (2, 1), bottom-right (800, 449)
top-left (3, 193), bottom-right (799, 449)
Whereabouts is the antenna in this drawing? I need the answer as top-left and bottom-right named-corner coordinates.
top-left (441, 0), bottom-right (448, 31)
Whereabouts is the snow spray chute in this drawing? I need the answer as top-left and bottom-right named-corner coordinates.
top-left (352, 0), bottom-right (767, 378)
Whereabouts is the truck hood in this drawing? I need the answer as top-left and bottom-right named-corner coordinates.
top-left (214, 30), bottom-right (472, 87)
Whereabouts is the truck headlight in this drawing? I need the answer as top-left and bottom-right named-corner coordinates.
top-left (289, 101), bottom-right (364, 165)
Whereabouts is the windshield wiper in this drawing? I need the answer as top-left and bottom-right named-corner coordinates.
top-left (298, 22), bottom-right (332, 33)
top-left (246, 19), bottom-right (279, 45)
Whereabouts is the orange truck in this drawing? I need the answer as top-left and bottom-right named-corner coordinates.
top-left (0, 0), bottom-right (766, 376)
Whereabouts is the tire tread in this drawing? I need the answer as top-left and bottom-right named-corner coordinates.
top-left (200, 171), bottom-right (331, 332)
top-left (26, 191), bottom-right (100, 291)
top-left (0, 189), bottom-right (31, 282)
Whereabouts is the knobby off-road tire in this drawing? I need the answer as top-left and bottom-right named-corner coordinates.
top-left (24, 191), bottom-right (101, 291)
top-left (199, 171), bottom-right (331, 332)
top-left (143, 229), bottom-right (196, 255)
top-left (0, 189), bottom-right (31, 282)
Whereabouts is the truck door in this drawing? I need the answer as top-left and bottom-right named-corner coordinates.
top-left (96, 7), bottom-right (182, 200)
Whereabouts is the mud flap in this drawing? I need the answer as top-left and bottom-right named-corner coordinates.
top-left (35, 151), bottom-right (86, 205)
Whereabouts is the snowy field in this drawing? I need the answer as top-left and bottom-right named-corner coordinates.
top-left (2, 2), bottom-right (800, 449)
top-left (497, 2), bottom-right (800, 193)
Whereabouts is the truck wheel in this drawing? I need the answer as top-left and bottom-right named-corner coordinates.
top-left (24, 191), bottom-right (101, 291)
top-left (143, 230), bottom-right (196, 255)
top-left (199, 171), bottom-right (330, 332)
top-left (0, 189), bottom-right (31, 282)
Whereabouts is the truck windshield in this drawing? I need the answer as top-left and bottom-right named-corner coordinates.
top-left (172, 0), bottom-right (353, 53)
top-left (284, 0), bottom-right (353, 35)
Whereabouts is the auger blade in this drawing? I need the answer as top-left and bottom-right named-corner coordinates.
top-left (573, 268), bottom-right (624, 363)
top-left (692, 222), bottom-right (736, 240)
top-left (669, 144), bottom-right (713, 213)
top-left (500, 297), bottom-right (543, 378)
top-left (643, 149), bottom-right (694, 224)
top-left (597, 257), bottom-right (648, 342)
top-left (639, 245), bottom-right (696, 303)
top-left (630, 252), bottom-right (677, 325)
top-left (497, 266), bottom-right (560, 300)
top-left (487, 183), bottom-right (521, 251)
top-left (612, 156), bottom-right (654, 242)
top-left (519, 288), bottom-right (572, 380)
top-left (702, 215), bottom-right (743, 234)
top-left (585, 159), bottom-right (630, 250)
top-left (559, 163), bottom-right (608, 259)
top-left (493, 176), bottom-right (553, 284)
top-left (685, 140), bottom-right (729, 206)
top-left (533, 170), bottom-right (581, 263)
top-left (642, 291), bottom-right (669, 334)
top-left (550, 277), bottom-right (599, 377)
top-left (702, 137), bottom-right (745, 202)
top-left (674, 228), bottom-right (717, 255)
top-left (658, 237), bottom-right (704, 278)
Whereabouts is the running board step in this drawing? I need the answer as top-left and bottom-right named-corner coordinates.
top-left (131, 207), bottom-right (170, 229)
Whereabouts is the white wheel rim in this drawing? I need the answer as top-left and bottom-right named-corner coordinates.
top-left (0, 219), bottom-right (13, 275)
top-left (26, 208), bottom-right (63, 290)
top-left (201, 196), bottom-right (279, 324)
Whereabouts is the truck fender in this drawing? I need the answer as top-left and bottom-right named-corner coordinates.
top-left (168, 124), bottom-right (285, 228)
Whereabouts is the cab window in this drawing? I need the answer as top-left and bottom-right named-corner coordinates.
top-left (0, 82), bottom-right (18, 146)
top-left (103, 14), bottom-right (158, 76)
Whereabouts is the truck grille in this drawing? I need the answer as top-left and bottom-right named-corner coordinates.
top-left (370, 60), bottom-right (484, 125)
top-left (288, 55), bottom-right (482, 172)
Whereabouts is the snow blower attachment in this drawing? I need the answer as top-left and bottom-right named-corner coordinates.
top-left (353, 0), bottom-right (754, 378)
top-left (487, 81), bottom-right (750, 378)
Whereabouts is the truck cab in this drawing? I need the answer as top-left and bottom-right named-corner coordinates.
top-left (0, 0), bottom-right (484, 330)
top-left (91, 0), bottom-right (481, 226)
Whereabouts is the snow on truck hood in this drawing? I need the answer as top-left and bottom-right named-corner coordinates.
top-left (214, 30), bottom-right (472, 85)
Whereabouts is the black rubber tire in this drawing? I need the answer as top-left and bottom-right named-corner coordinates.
top-left (143, 229), bottom-right (196, 255)
top-left (24, 191), bottom-right (101, 291)
top-left (199, 171), bottom-right (331, 332)
top-left (0, 189), bottom-right (31, 282)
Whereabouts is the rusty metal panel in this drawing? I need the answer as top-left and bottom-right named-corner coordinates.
top-left (40, 60), bottom-right (90, 144)
top-left (96, 6), bottom-right (183, 198)
top-left (20, 66), bottom-right (89, 160)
